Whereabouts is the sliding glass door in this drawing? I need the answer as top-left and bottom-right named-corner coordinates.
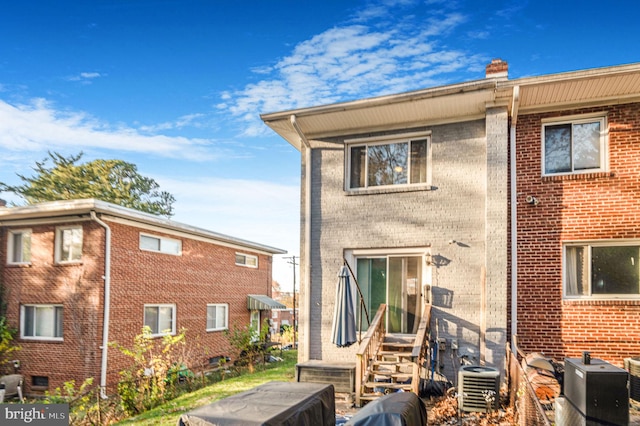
top-left (357, 255), bottom-right (422, 334)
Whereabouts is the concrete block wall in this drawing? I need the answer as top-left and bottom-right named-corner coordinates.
top-left (515, 102), bottom-right (640, 366)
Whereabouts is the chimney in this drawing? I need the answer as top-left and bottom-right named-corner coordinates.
top-left (486, 58), bottom-right (508, 79)
top-left (0, 199), bottom-right (6, 207)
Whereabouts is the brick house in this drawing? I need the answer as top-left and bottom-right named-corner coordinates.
top-left (508, 63), bottom-right (640, 364)
top-left (0, 199), bottom-right (285, 395)
top-left (261, 60), bottom-right (640, 398)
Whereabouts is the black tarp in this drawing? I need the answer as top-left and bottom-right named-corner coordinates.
top-left (345, 392), bottom-right (427, 426)
top-left (178, 381), bottom-right (335, 426)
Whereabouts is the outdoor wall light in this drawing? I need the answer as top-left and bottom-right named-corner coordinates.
top-left (525, 195), bottom-right (539, 206)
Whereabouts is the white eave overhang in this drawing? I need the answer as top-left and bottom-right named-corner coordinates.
top-left (262, 62), bottom-right (640, 151)
top-left (499, 62), bottom-right (640, 115)
top-left (0, 199), bottom-right (286, 255)
top-left (261, 79), bottom-right (499, 151)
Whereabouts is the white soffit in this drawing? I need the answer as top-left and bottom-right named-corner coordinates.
top-left (513, 64), bottom-right (640, 113)
top-left (261, 80), bottom-right (497, 150)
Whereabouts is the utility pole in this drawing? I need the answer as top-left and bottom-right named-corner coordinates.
top-left (285, 256), bottom-right (298, 348)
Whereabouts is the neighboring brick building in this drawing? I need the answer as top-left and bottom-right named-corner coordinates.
top-left (0, 199), bottom-right (285, 395)
top-left (261, 60), bottom-right (640, 387)
top-left (508, 66), bottom-right (640, 365)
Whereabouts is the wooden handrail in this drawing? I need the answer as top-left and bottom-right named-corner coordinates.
top-left (355, 304), bottom-right (386, 407)
top-left (410, 303), bottom-right (432, 394)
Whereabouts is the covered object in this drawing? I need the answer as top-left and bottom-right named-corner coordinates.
top-left (177, 381), bottom-right (335, 426)
top-left (346, 392), bottom-right (427, 426)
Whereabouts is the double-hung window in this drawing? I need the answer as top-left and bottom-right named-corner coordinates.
top-left (347, 133), bottom-right (430, 190)
top-left (140, 234), bottom-right (182, 255)
top-left (542, 115), bottom-right (607, 175)
top-left (564, 241), bottom-right (640, 299)
top-left (144, 304), bottom-right (176, 336)
top-left (55, 226), bottom-right (83, 263)
top-left (206, 304), bottom-right (228, 331)
top-left (21, 305), bottom-right (63, 340)
top-left (235, 253), bottom-right (258, 268)
top-left (8, 229), bottom-right (31, 265)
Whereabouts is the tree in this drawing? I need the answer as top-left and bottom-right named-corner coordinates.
top-left (0, 152), bottom-right (175, 217)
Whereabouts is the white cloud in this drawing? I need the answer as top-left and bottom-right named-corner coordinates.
top-left (0, 99), bottom-right (218, 161)
top-left (221, 5), bottom-right (485, 134)
top-left (66, 72), bottom-right (104, 83)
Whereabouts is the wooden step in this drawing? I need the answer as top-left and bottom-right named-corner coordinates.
top-left (363, 381), bottom-right (413, 390)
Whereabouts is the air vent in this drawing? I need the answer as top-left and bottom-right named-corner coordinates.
top-left (458, 365), bottom-right (500, 412)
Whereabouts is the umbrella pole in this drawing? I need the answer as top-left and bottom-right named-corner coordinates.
top-left (342, 259), bottom-right (370, 344)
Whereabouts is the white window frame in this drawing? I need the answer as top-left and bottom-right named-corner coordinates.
top-left (7, 229), bottom-right (32, 265)
top-left (139, 233), bottom-right (182, 256)
top-left (21, 304), bottom-right (64, 341)
top-left (235, 252), bottom-right (258, 268)
top-left (541, 114), bottom-right (608, 176)
top-left (563, 240), bottom-right (640, 300)
top-left (55, 226), bottom-right (83, 264)
top-left (206, 304), bottom-right (229, 332)
top-left (345, 131), bottom-right (431, 191)
top-left (144, 304), bottom-right (176, 336)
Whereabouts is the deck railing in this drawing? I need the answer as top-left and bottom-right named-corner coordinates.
top-left (410, 303), bottom-right (432, 394)
top-left (355, 304), bottom-right (386, 407)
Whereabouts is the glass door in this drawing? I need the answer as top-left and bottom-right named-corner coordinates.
top-left (357, 255), bottom-right (422, 334)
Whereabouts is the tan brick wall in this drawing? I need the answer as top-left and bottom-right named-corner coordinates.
top-left (514, 102), bottom-right (640, 366)
top-left (1, 217), bottom-right (274, 393)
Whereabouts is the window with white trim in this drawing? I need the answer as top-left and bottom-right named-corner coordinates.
top-left (235, 253), bottom-right (258, 268)
top-left (564, 241), bottom-right (640, 299)
top-left (206, 304), bottom-right (228, 331)
top-left (55, 226), bottom-right (83, 263)
top-left (21, 304), bottom-right (63, 340)
top-left (347, 134), bottom-right (429, 190)
top-left (140, 234), bottom-right (182, 255)
top-left (7, 229), bottom-right (31, 265)
top-left (144, 304), bottom-right (176, 336)
top-left (542, 115), bottom-right (607, 175)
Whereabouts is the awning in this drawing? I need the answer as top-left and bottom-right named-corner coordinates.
top-left (247, 294), bottom-right (286, 310)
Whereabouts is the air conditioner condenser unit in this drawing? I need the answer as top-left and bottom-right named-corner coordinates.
top-left (458, 365), bottom-right (500, 413)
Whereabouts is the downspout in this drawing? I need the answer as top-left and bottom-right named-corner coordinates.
top-left (91, 211), bottom-right (111, 399)
top-left (510, 86), bottom-right (520, 354)
top-left (290, 114), bottom-right (312, 361)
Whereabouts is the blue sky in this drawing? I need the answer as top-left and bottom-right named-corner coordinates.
top-left (1, 0), bottom-right (638, 289)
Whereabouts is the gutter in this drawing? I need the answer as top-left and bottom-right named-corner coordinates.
top-left (90, 211), bottom-right (112, 399)
top-left (510, 86), bottom-right (520, 354)
top-left (290, 114), bottom-right (312, 361)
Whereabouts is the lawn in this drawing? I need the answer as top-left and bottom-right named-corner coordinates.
top-left (116, 350), bottom-right (298, 425)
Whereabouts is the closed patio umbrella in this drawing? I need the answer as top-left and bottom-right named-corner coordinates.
top-left (331, 265), bottom-right (357, 347)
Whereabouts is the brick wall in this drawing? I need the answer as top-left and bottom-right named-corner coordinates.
top-left (1, 217), bottom-right (274, 393)
top-left (303, 116), bottom-right (509, 378)
top-left (515, 102), bottom-right (640, 366)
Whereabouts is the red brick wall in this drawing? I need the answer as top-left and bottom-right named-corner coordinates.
top-left (514, 102), bottom-right (640, 366)
top-left (1, 217), bottom-right (274, 393)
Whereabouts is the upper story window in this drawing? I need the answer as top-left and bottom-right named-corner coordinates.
top-left (564, 241), bottom-right (640, 299)
top-left (55, 226), bottom-right (82, 264)
top-left (206, 304), bottom-right (229, 331)
top-left (7, 229), bottom-right (31, 265)
top-left (21, 304), bottom-right (63, 341)
top-left (542, 115), bottom-right (607, 176)
top-left (346, 132), bottom-right (430, 190)
top-left (140, 233), bottom-right (182, 256)
top-left (236, 253), bottom-right (258, 268)
top-left (144, 304), bottom-right (176, 336)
